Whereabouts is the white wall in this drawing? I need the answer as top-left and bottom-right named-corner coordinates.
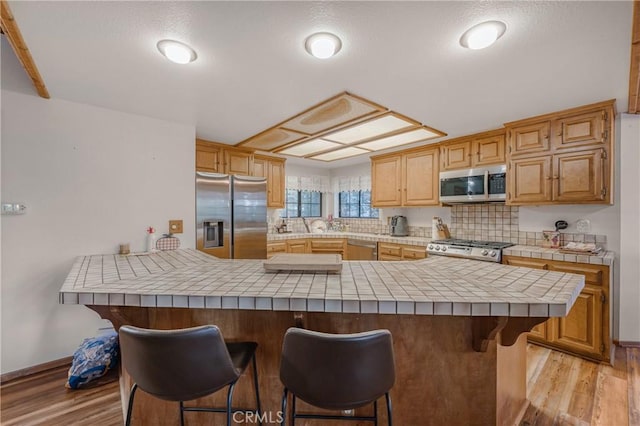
top-left (1, 90), bottom-right (196, 373)
top-left (619, 113), bottom-right (640, 343)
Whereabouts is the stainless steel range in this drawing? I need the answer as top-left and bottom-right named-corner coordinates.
top-left (427, 239), bottom-right (514, 262)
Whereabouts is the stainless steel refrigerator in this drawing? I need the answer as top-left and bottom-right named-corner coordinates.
top-left (196, 172), bottom-right (267, 259)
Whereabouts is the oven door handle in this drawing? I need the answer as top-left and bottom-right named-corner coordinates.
top-left (484, 170), bottom-right (489, 200)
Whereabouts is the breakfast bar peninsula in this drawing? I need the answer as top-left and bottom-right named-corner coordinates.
top-left (59, 249), bottom-right (584, 425)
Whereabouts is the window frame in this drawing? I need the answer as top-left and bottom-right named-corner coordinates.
top-left (284, 189), bottom-right (323, 218)
top-left (338, 190), bottom-right (379, 219)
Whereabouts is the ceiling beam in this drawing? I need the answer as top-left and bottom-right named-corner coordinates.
top-left (0, 0), bottom-right (49, 99)
top-left (629, 0), bottom-right (640, 113)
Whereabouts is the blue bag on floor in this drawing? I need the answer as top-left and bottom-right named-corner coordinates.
top-left (66, 331), bottom-right (119, 389)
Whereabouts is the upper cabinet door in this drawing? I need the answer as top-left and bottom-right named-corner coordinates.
top-left (225, 150), bottom-right (253, 175)
top-left (371, 155), bottom-right (402, 207)
top-left (473, 134), bottom-right (505, 166)
top-left (552, 109), bottom-right (607, 151)
top-left (508, 156), bottom-right (553, 204)
top-left (268, 159), bottom-right (285, 208)
top-left (508, 121), bottom-right (551, 157)
top-left (402, 148), bottom-right (439, 206)
top-left (252, 156), bottom-right (267, 178)
top-left (196, 143), bottom-right (222, 172)
top-left (553, 148), bottom-right (605, 202)
top-left (441, 140), bottom-right (472, 170)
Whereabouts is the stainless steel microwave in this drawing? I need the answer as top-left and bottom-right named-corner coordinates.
top-left (439, 164), bottom-right (507, 203)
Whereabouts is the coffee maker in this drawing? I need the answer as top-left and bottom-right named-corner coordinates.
top-left (390, 216), bottom-right (409, 236)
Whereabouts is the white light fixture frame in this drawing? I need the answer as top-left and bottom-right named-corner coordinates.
top-left (459, 21), bottom-right (507, 50)
top-left (304, 32), bottom-right (342, 59)
top-left (157, 39), bottom-right (198, 64)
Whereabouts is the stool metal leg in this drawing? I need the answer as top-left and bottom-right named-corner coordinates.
top-left (280, 388), bottom-right (288, 426)
top-left (373, 399), bottom-right (378, 426)
top-left (179, 401), bottom-right (185, 426)
top-left (226, 381), bottom-right (237, 426)
top-left (125, 383), bottom-right (138, 426)
top-left (291, 394), bottom-right (296, 426)
top-left (252, 354), bottom-right (262, 425)
top-left (385, 392), bottom-right (392, 426)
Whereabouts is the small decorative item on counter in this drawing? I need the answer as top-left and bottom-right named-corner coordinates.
top-left (559, 242), bottom-right (602, 254)
top-left (156, 234), bottom-right (180, 251)
top-left (542, 230), bottom-right (561, 248)
top-left (119, 243), bottom-right (130, 255)
top-left (146, 226), bottom-right (156, 252)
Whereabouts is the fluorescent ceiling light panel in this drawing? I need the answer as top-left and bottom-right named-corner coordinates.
top-left (357, 128), bottom-right (440, 151)
top-left (310, 147), bottom-right (370, 161)
top-left (279, 139), bottom-right (342, 156)
top-left (324, 115), bottom-right (416, 144)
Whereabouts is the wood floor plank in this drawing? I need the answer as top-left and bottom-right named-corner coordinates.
top-left (565, 356), bottom-right (599, 423)
top-left (591, 370), bottom-right (629, 426)
top-left (628, 348), bottom-right (640, 426)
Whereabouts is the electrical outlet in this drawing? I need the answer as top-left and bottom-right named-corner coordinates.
top-left (169, 220), bottom-right (183, 234)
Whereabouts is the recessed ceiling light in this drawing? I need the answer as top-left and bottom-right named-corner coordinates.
top-left (304, 32), bottom-right (342, 59)
top-left (459, 21), bottom-right (506, 50)
top-left (157, 39), bottom-right (198, 64)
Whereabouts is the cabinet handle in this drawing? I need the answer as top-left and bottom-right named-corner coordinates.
top-left (546, 176), bottom-right (553, 180)
top-left (553, 176), bottom-right (559, 180)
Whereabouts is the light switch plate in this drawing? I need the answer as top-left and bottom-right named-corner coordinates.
top-left (169, 220), bottom-right (183, 234)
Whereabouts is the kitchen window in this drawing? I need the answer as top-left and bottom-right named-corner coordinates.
top-left (285, 190), bottom-right (322, 218)
top-left (339, 190), bottom-right (379, 218)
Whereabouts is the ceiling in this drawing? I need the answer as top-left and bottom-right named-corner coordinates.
top-left (1, 1), bottom-right (633, 168)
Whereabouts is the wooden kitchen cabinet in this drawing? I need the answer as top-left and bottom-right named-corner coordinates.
top-left (196, 140), bottom-right (223, 172)
top-left (225, 150), bottom-right (252, 175)
top-left (505, 100), bottom-right (614, 205)
top-left (253, 154), bottom-right (286, 208)
top-left (196, 139), bottom-right (254, 175)
top-left (440, 129), bottom-right (506, 171)
top-left (502, 255), bottom-right (610, 362)
top-left (377, 242), bottom-right (427, 261)
top-left (402, 147), bottom-right (439, 206)
top-left (266, 241), bottom-right (286, 258)
top-left (441, 140), bottom-right (472, 170)
top-left (308, 239), bottom-right (346, 257)
top-left (286, 239), bottom-right (308, 254)
top-left (372, 146), bottom-right (439, 207)
top-left (371, 155), bottom-right (402, 207)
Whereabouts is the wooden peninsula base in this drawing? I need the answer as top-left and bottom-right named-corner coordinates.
top-left (90, 306), bottom-right (542, 426)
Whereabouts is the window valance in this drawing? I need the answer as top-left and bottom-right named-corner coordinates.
top-left (331, 176), bottom-right (372, 193)
top-left (285, 175), bottom-right (332, 193)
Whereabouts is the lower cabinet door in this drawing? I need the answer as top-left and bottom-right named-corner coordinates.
top-left (551, 286), bottom-right (603, 359)
top-left (528, 321), bottom-right (549, 341)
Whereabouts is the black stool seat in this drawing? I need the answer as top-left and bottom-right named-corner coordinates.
top-left (279, 328), bottom-right (395, 425)
top-left (119, 325), bottom-right (262, 426)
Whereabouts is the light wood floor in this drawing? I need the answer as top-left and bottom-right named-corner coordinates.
top-left (1, 345), bottom-right (638, 426)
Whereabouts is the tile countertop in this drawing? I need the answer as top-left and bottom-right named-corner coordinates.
top-left (59, 249), bottom-right (584, 318)
top-left (503, 245), bottom-right (615, 266)
top-left (269, 233), bottom-right (615, 266)
top-left (268, 231), bottom-right (431, 246)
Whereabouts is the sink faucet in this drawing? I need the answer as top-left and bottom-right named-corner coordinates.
top-left (301, 217), bottom-right (311, 233)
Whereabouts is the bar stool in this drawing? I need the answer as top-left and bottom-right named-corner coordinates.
top-left (279, 328), bottom-right (395, 425)
top-left (119, 325), bottom-right (261, 426)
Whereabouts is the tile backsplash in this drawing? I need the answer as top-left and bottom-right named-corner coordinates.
top-left (267, 205), bottom-right (606, 249)
top-left (449, 205), bottom-right (606, 248)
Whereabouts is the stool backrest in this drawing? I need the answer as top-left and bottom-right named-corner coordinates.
top-left (280, 328), bottom-right (395, 410)
top-left (119, 325), bottom-right (239, 401)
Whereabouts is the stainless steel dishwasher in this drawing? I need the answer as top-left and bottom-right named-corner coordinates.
top-left (346, 239), bottom-right (377, 260)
